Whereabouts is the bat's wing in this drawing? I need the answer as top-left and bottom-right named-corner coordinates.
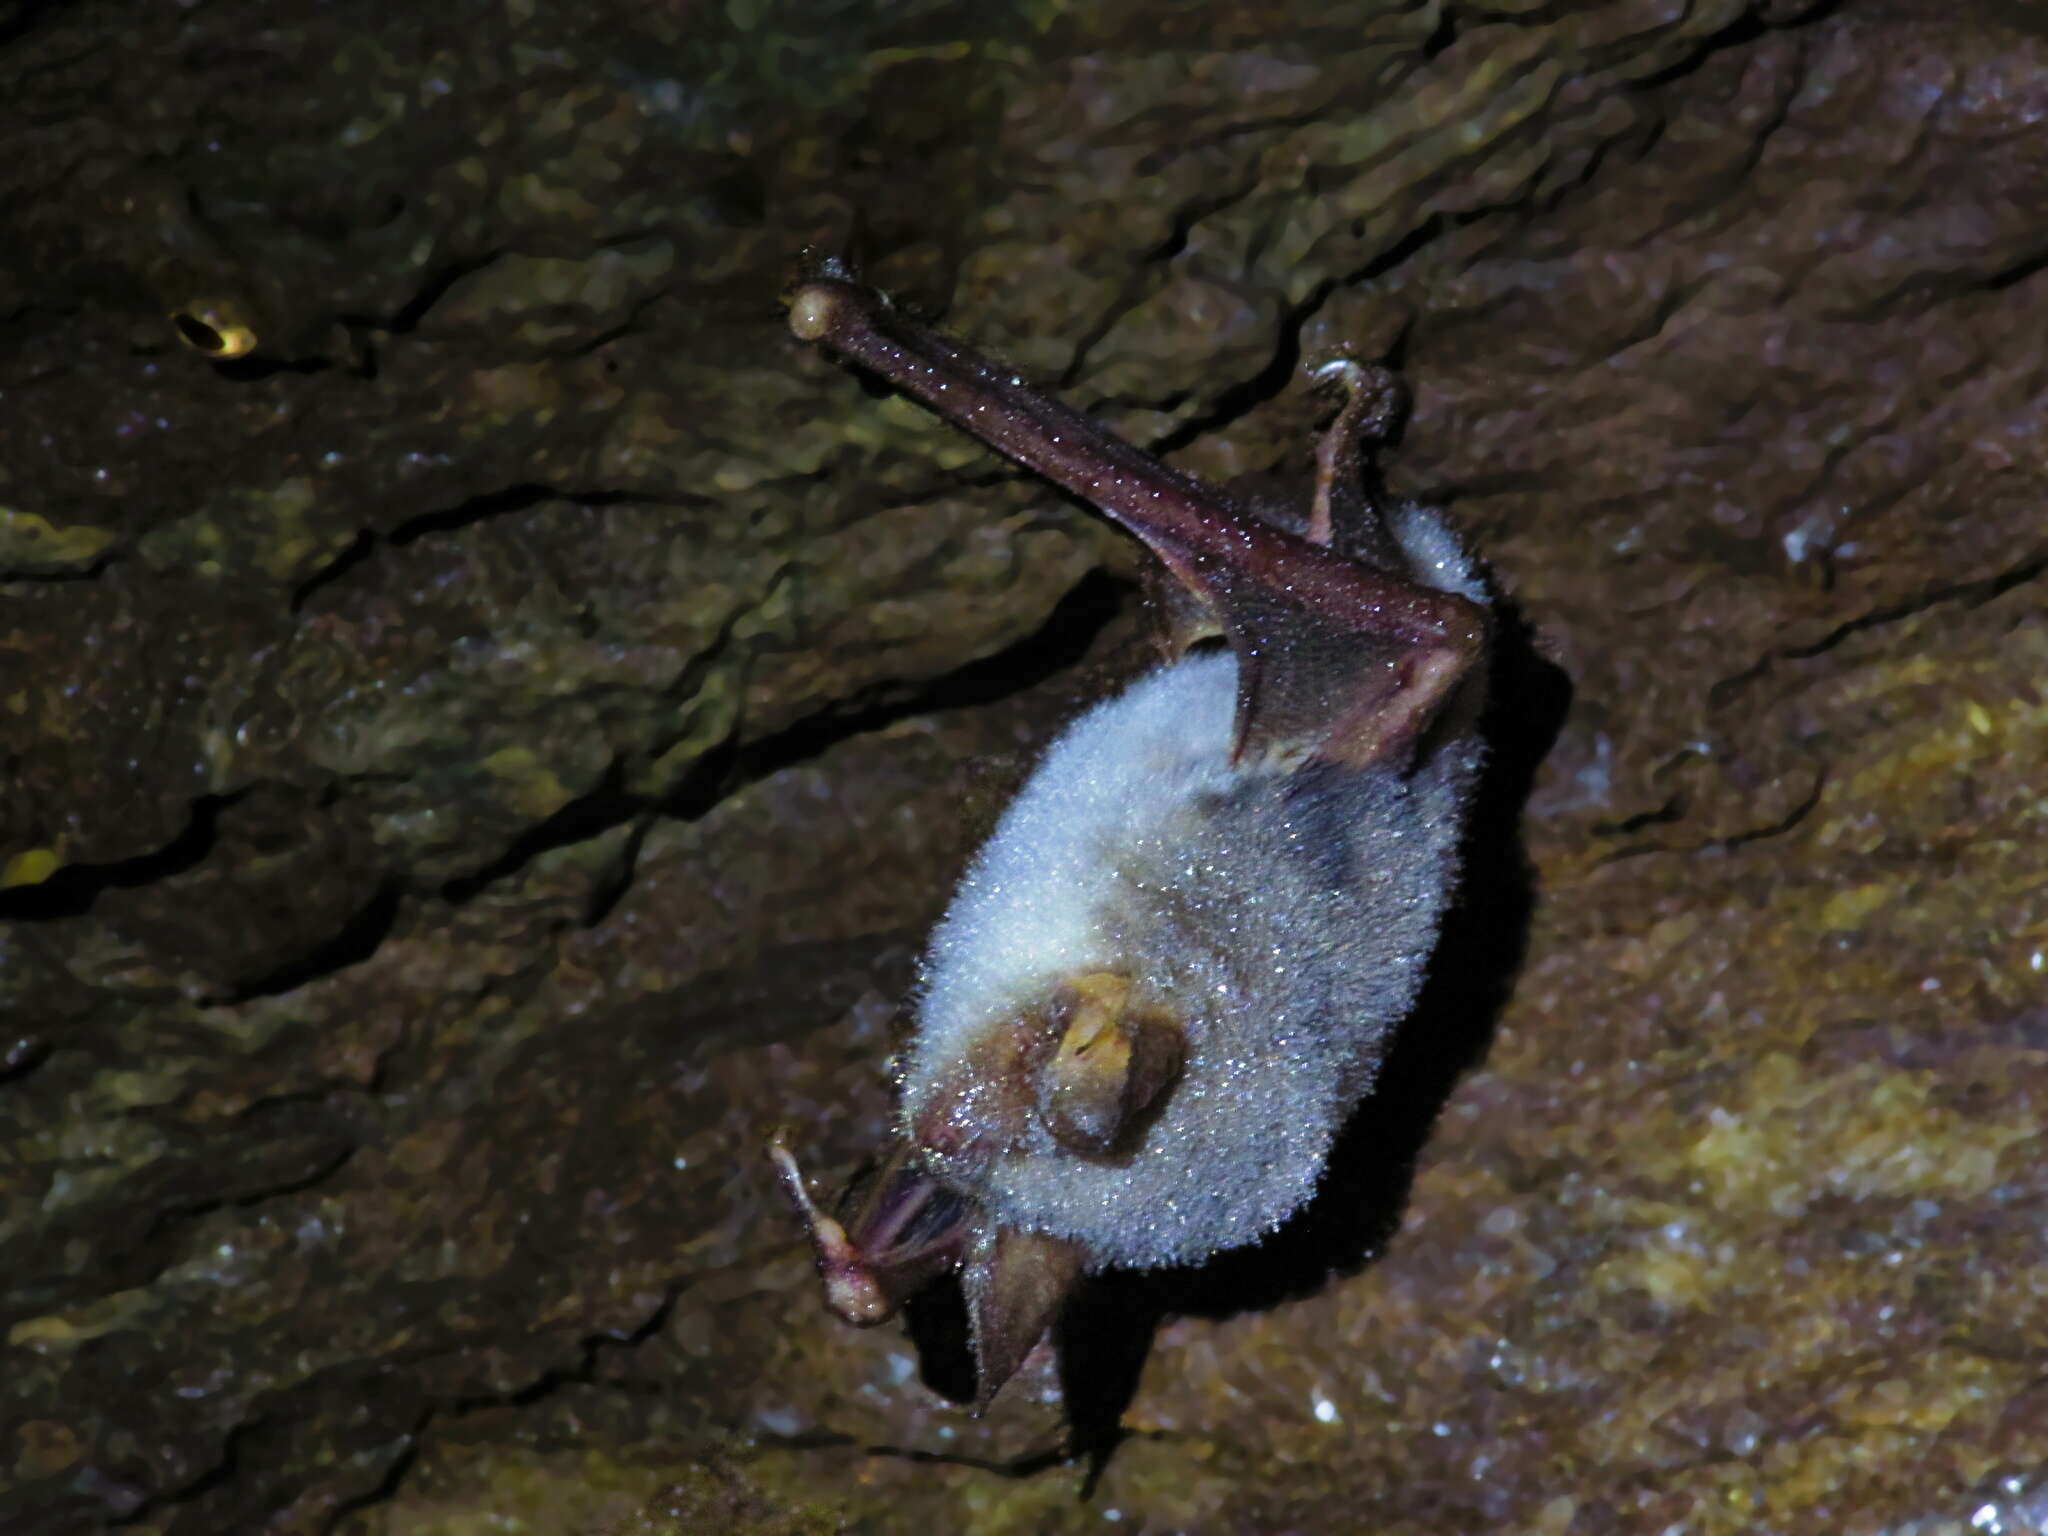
top-left (961, 1222), bottom-right (1082, 1411)
top-left (790, 276), bottom-right (1485, 770)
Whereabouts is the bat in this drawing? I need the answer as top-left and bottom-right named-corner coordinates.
top-left (770, 262), bottom-right (1490, 1409)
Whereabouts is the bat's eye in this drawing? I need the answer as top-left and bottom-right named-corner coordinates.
top-left (1034, 972), bottom-right (1184, 1158)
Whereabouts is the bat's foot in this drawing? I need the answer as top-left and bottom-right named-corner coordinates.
top-left (766, 1130), bottom-right (895, 1325)
top-left (1308, 359), bottom-right (1405, 550)
top-left (767, 1129), bottom-right (975, 1329)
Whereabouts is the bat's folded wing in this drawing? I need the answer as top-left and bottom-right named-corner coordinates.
top-left (789, 274), bottom-right (1484, 772)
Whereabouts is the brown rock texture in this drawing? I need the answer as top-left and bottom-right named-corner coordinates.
top-left (3, 0), bottom-right (2045, 1531)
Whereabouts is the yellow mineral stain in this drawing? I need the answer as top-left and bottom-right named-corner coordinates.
top-left (12, 1419), bottom-right (82, 1480)
top-left (0, 847), bottom-right (61, 889)
top-left (1829, 1351), bottom-right (2012, 1435)
top-left (867, 39), bottom-right (973, 69)
top-left (470, 362), bottom-right (560, 419)
top-left (480, 746), bottom-right (572, 818)
top-left (0, 508), bottom-right (116, 567)
top-left (7, 1288), bottom-right (157, 1350)
top-left (1819, 881), bottom-right (1892, 932)
top-left (1612, 1238), bottom-right (1711, 1311)
top-left (169, 299), bottom-right (258, 358)
top-left (100, 1068), bottom-right (185, 1109)
top-left (1687, 1052), bottom-right (2036, 1213)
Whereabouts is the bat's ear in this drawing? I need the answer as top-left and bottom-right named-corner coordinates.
top-left (963, 1222), bottom-right (1085, 1411)
top-left (1032, 972), bottom-right (1184, 1159)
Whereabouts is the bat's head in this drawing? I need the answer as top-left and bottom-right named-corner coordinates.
top-left (768, 971), bottom-right (1188, 1410)
top-left (904, 970), bottom-right (1186, 1181)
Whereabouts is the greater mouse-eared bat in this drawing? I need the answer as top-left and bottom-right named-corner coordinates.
top-left (772, 265), bottom-right (1490, 1409)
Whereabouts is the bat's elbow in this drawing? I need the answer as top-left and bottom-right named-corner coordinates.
top-left (1444, 592), bottom-right (1490, 659)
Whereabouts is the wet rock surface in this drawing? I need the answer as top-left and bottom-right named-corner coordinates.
top-left (3, 1), bottom-right (2045, 1531)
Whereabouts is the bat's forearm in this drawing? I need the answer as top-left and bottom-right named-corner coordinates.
top-left (789, 275), bottom-right (1486, 664)
top-left (791, 275), bottom-right (1222, 550)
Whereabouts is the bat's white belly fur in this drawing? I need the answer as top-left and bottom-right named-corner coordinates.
top-left (905, 508), bottom-right (1487, 1268)
top-left (917, 651), bottom-right (1243, 1048)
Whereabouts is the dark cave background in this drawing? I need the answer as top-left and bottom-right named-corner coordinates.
top-left (3, 1), bottom-right (2047, 1530)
